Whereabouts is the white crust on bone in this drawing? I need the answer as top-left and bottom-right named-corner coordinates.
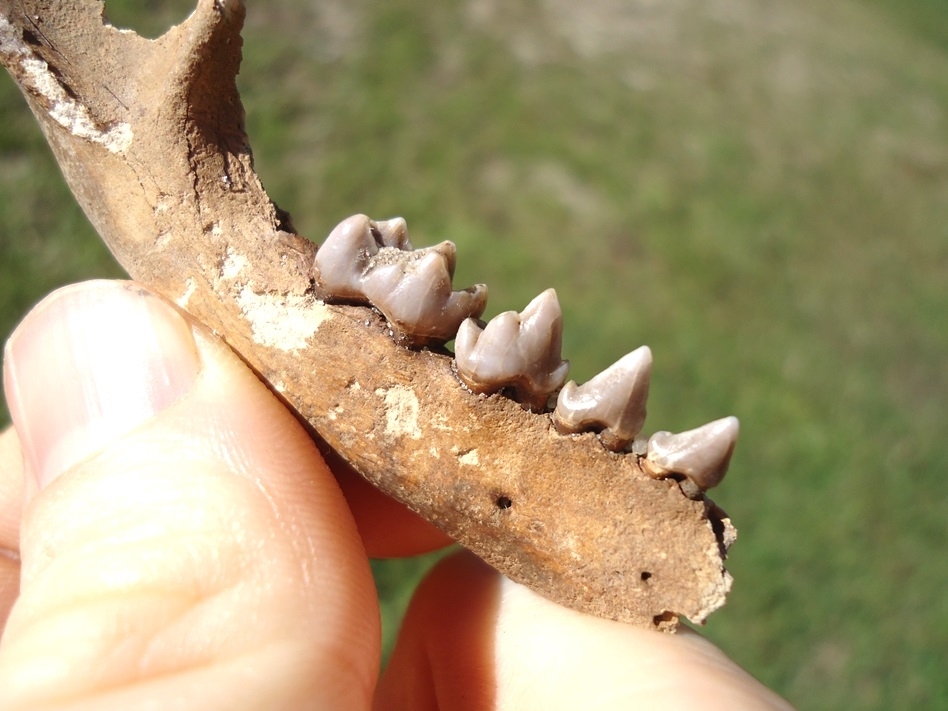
top-left (643, 416), bottom-right (740, 491)
top-left (553, 345), bottom-right (652, 451)
top-left (313, 214), bottom-right (487, 345)
top-left (454, 288), bottom-right (570, 410)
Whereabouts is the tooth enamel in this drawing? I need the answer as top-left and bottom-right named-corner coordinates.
top-left (630, 437), bottom-right (649, 456)
top-left (363, 251), bottom-right (487, 345)
top-left (313, 214), bottom-right (378, 299)
top-left (553, 346), bottom-right (652, 451)
top-left (314, 214), bottom-right (487, 346)
top-left (454, 288), bottom-right (570, 410)
top-left (643, 416), bottom-right (739, 491)
top-left (431, 240), bottom-right (457, 279)
top-left (373, 217), bottom-right (411, 249)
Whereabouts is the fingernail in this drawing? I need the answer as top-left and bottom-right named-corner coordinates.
top-left (3, 281), bottom-right (200, 490)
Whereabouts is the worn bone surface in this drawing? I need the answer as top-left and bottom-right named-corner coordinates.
top-left (0, 0), bottom-right (737, 630)
top-left (553, 345), bottom-right (652, 451)
top-left (644, 416), bottom-right (740, 491)
top-left (455, 288), bottom-right (571, 410)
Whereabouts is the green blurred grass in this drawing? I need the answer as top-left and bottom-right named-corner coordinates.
top-left (2, 0), bottom-right (947, 707)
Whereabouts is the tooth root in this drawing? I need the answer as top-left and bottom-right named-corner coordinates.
top-left (313, 214), bottom-right (377, 300)
top-left (363, 251), bottom-right (487, 347)
top-left (455, 288), bottom-right (569, 410)
top-left (553, 346), bottom-right (652, 451)
top-left (643, 416), bottom-right (739, 491)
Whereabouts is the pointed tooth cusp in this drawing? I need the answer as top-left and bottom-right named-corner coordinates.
top-left (431, 240), bottom-right (458, 279)
top-left (553, 345), bottom-right (652, 451)
top-left (362, 250), bottom-right (487, 347)
top-left (454, 288), bottom-right (570, 410)
top-left (643, 416), bottom-right (739, 492)
top-left (314, 214), bottom-right (486, 347)
top-left (373, 217), bottom-right (412, 250)
top-left (313, 214), bottom-right (378, 300)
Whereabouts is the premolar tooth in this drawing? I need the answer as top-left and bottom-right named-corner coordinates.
top-left (362, 250), bottom-right (487, 346)
top-left (455, 288), bottom-right (570, 410)
top-left (643, 416), bottom-right (739, 492)
top-left (553, 346), bottom-right (652, 451)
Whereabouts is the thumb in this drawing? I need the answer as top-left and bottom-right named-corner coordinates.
top-left (0, 280), bottom-right (379, 710)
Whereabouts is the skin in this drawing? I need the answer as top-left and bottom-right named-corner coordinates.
top-left (0, 280), bottom-right (795, 710)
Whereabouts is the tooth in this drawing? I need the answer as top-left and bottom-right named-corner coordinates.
top-left (363, 250), bottom-right (487, 346)
top-left (643, 416), bottom-right (739, 491)
top-left (455, 288), bottom-right (570, 410)
top-left (553, 346), bottom-right (652, 451)
top-left (373, 217), bottom-right (412, 250)
top-left (315, 215), bottom-right (486, 347)
top-left (313, 214), bottom-right (378, 300)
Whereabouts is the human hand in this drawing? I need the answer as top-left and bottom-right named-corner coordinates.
top-left (0, 280), bottom-right (793, 710)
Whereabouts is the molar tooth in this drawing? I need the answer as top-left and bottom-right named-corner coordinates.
top-left (454, 288), bottom-right (570, 410)
top-left (313, 214), bottom-right (378, 300)
top-left (363, 250), bottom-right (487, 346)
top-left (316, 214), bottom-right (486, 347)
top-left (643, 416), bottom-right (739, 492)
top-left (553, 346), bottom-right (652, 451)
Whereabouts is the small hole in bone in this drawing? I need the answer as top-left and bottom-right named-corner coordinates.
top-left (640, 571), bottom-right (652, 581)
top-left (652, 611), bottom-right (676, 627)
top-left (496, 495), bottom-right (513, 510)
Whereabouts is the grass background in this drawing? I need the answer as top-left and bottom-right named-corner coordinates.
top-left (2, 0), bottom-right (947, 707)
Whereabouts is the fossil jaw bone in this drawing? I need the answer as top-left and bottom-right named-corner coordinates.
top-left (316, 218), bottom-right (736, 485)
top-left (643, 416), bottom-right (740, 494)
top-left (454, 288), bottom-right (570, 410)
top-left (313, 214), bottom-right (487, 346)
top-left (552, 345), bottom-right (652, 451)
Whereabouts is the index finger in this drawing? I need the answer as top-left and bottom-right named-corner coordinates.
top-left (323, 444), bottom-right (454, 558)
